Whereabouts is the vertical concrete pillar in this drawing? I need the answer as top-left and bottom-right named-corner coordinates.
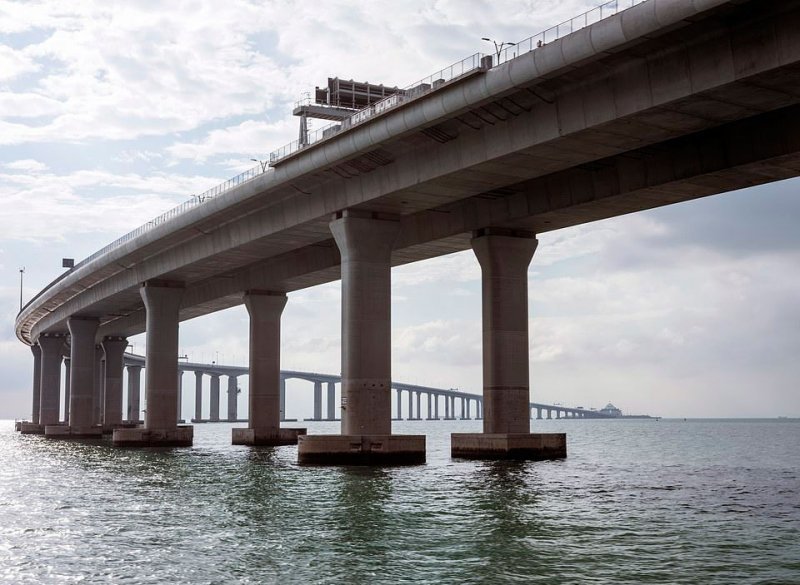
top-left (416, 392), bottom-right (421, 420)
top-left (326, 382), bottom-right (336, 420)
top-left (333, 214), bottom-right (398, 435)
top-left (280, 377), bottom-right (286, 421)
top-left (298, 213), bottom-right (424, 464)
top-left (407, 390), bottom-right (413, 420)
top-left (395, 388), bottom-right (402, 420)
top-left (63, 358), bottom-right (71, 423)
top-left (445, 396), bottom-right (450, 419)
top-left (113, 282), bottom-right (192, 446)
top-left (427, 393), bottom-right (433, 420)
top-left (194, 371), bottom-right (203, 421)
top-left (537, 408), bottom-right (543, 420)
top-left (49, 317), bottom-right (101, 437)
top-left (38, 334), bottom-right (65, 427)
top-left (30, 344), bottom-right (42, 424)
top-left (101, 336), bottom-right (127, 429)
top-left (466, 399), bottom-right (471, 420)
top-left (177, 370), bottom-right (183, 422)
top-left (93, 346), bottom-right (104, 425)
top-left (210, 374), bottom-right (220, 421)
top-left (232, 291), bottom-right (303, 446)
top-left (126, 365), bottom-right (142, 422)
top-left (313, 381), bottom-right (322, 420)
top-left (227, 375), bottom-right (238, 421)
top-left (451, 231), bottom-right (565, 460)
top-left (435, 395), bottom-right (439, 419)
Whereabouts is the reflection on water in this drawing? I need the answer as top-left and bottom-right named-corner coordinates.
top-left (1, 419), bottom-right (799, 584)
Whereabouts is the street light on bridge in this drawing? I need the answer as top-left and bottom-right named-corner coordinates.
top-left (482, 37), bottom-right (516, 62)
top-left (251, 158), bottom-right (269, 173)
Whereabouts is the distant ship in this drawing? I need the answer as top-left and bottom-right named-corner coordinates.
top-left (599, 403), bottom-right (657, 419)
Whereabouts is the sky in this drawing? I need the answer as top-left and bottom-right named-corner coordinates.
top-left (1, 0), bottom-right (799, 420)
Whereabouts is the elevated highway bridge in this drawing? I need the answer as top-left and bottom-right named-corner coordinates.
top-left (15, 0), bottom-right (800, 462)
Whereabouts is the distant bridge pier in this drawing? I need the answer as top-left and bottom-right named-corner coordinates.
top-left (192, 371), bottom-right (203, 422)
top-left (452, 233), bottom-right (566, 460)
top-left (226, 375), bottom-right (238, 421)
top-left (112, 283), bottom-right (192, 446)
top-left (326, 382), bottom-right (336, 420)
top-left (298, 213), bottom-right (425, 464)
top-left (93, 346), bottom-right (104, 426)
top-left (233, 292), bottom-right (304, 445)
top-left (63, 357), bottom-right (71, 423)
top-left (101, 336), bottom-right (127, 432)
top-left (126, 365), bottom-right (142, 423)
top-left (209, 374), bottom-right (220, 422)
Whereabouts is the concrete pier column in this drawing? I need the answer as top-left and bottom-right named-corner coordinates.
top-left (29, 344), bottom-right (42, 425)
top-left (427, 393), bottom-right (433, 420)
top-left (326, 382), bottom-right (336, 420)
top-left (45, 318), bottom-right (102, 438)
top-left (537, 408), bottom-right (543, 420)
top-left (93, 346), bottom-right (104, 425)
top-left (435, 395), bottom-right (439, 420)
top-left (126, 365), bottom-right (142, 422)
top-left (477, 400), bottom-right (482, 420)
top-left (452, 231), bottom-right (565, 460)
top-left (280, 377), bottom-right (286, 421)
top-left (298, 213), bottom-right (424, 465)
top-left (63, 358), bottom-right (71, 423)
top-left (416, 392), bottom-right (421, 421)
top-left (313, 381), bottom-right (322, 420)
top-left (37, 334), bottom-right (65, 429)
top-left (113, 282), bottom-right (192, 447)
top-left (466, 399), bottom-right (471, 420)
top-left (177, 370), bottom-right (183, 422)
top-left (194, 372), bottom-right (203, 422)
top-left (232, 291), bottom-right (304, 446)
top-left (209, 374), bottom-right (220, 422)
top-left (227, 375), bottom-right (238, 421)
top-left (101, 336), bottom-right (127, 431)
top-left (395, 388), bottom-right (402, 420)
top-left (445, 396), bottom-right (450, 419)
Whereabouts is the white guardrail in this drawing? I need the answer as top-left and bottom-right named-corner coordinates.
top-left (45, 0), bottom-right (649, 291)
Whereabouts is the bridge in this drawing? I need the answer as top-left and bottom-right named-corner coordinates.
top-left (14, 0), bottom-right (800, 463)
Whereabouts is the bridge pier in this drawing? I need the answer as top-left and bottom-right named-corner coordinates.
top-left (227, 375), bottom-right (238, 421)
top-left (452, 232), bottom-right (565, 460)
top-left (209, 374), bottom-right (220, 422)
top-left (25, 334), bottom-right (65, 433)
top-left (191, 371), bottom-right (203, 422)
top-left (298, 213), bottom-right (424, 465)
top-left (126, 365), bottom-right (142, 423)
top-left (101, 336), bottom-right (128, 432)
top-left (326, 382), bottom-right (337, 420)
top-left (233, 292), bottom-right (304, 446)
top-left (45, 318), bottom-right (102, 438)
top-left (63, 357), bottom-right (71, 423)
top-left (113, 282), bottom-right (192, 446)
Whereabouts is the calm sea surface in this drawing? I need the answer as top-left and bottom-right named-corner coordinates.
top-left (1, 418), bottom-right (798, 584)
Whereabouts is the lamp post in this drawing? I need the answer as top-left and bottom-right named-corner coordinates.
top-left (18, 267), bottom-right (24, 311)
top-left (481, 37), bottom-right (516, 62)
top-left (250, 158), bottom-right (269, 173)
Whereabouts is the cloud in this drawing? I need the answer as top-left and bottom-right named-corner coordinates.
top-left (166, 119), bottom-right (295, 163)
top-left (4, 159), bottom-right (48, 172)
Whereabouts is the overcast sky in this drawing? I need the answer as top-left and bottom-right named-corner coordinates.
top-left (2, 0), bottom-right (799, 420)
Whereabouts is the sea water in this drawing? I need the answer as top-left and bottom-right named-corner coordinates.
top-left (1, 419), bottom-right (798, 584)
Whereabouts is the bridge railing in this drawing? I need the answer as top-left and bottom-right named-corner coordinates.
top-left (24, 0), bottom-right (649, 312)
top-left (496, 0), bottom-right (648, 64)
top-left (268, 52), bottom-right (485, 164)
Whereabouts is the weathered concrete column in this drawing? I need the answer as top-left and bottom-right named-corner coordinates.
top-left (126, 365), bottom-right (142, 422)
top-left (407, 390), bottom-right (413, 420)
top-left (209, 374), bottom-right (220, 422)
top-left (101, 336), bottom-right (127, 431)
top-left (395, 388), bottom-right (402, 420)
top-left (29, 344), bottom-right (42, 426)
top-left (226, 375), bottom-right (237, 421)
top-left (93, 346), bottom-right (104, 426)
top-left (233, 291), bottom-right (304, 446)
top-left (193, 371), bottom-right (203, 422)
top-left (176, 370), bottom-right (183, 422)
top-left (326, 382), bottom-right (336, 420)
top-left (416, 392), bottom-right (421, 421)
top-left (434, 395), bottom-right (439, 420)
top-left (63, 358), bottom-right (71, 423)
top-left (113, 282), bottom-right (192, 446)
top-left (298, 213), bottom-right (425, 464)
top-left (452, 231), bottom-right (565, 460)
top-left (427, 393), bottom-right (434, 420)
top-left (35, 334), bottom-right (65, 430)
top-left (45, 318), bottom-right (101, 438)
top-left (312, 381), bottom-right (322, 420)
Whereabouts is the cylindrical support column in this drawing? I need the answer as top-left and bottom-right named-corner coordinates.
top-left (407, 390), bottom-right (413, 420)
top-left (466, 399), bottom-right (472, 420)
top-left (473, 232), bottom-right (538, 434)
top-left (93, 346), bottom-right (104, 425)
top-left (427, 393), bottom-right (432, 419)
top-left (416, 392), bottom-right (421, 420)
top-left (30, 344), bottom-right (42, 424)
top-left (63, 358), bottom-right (71, 423)
top-left (38, 334), bottom-right (65, 426)
top-left (326, 382), bottom-right (336, 420)
top-left (102, 336), bottom-right (127, 428)
top-left (126, 365), bottom-right (142, 422)
top-left (227, 375), bottom-right (238, 421)
top-left (395, 389), bottom-right (402, 419)
top-left (67, 318), bottom-right (99, 430)
top-left (209, 374), bottom-right (220, 422)
top-left (434, 395), bottom-right (439, 419)
top-left (331, 214), bottom-right (399, 436)
top-left (177, 370), bottom-right (183, 422)
top-left (280, 377), bottom-right (286, 421)
top-left (194, 371), bottom-right (203, 421)
top-left (141, 283), bottom-right (184, 430)
top-left (313, 381), bottom-right (322, 420)
top-left (445, 396), bottom-right (450, 419)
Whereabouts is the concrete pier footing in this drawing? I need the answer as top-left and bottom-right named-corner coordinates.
top-left (298, 434), bottom-right (426, 465)
top-left (232, 427), bottom-right (306, 446)
top-left (451, 433), bottom-right (566, 460)
top-left (112, 425), bottom-right (193, 447)
top-left (19, 422), bottom-right (46, 434)
top-left (45, 424), bottom-right (102, 439)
